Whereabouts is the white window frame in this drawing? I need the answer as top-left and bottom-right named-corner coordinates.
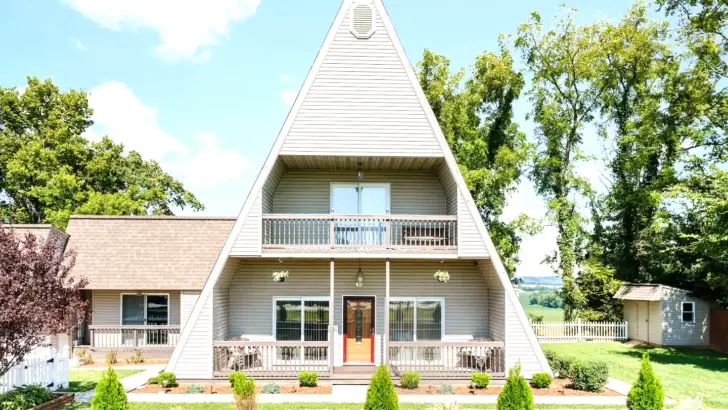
top-left (330, 182), bottom-right (391, 214)
top-left (681, 301), bottom-right (696, 323)
top-left (272, 296), bottom-right (330, 341)
top-left (119, 293), bottom-right (171, 326)
top-left (389, 297), bottom-right (445, 341)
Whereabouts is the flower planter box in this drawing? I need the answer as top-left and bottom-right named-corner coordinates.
top-left (30, 393), bottom-right (75, 410)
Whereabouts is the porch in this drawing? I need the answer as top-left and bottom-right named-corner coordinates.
top-left (211, 258), bottom-right (506, 380)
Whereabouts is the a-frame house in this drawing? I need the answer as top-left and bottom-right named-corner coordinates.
top-left (166, 0), bottom-right (550, 381)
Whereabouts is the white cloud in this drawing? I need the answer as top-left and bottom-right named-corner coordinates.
top-left (69, 37), bottom-right (87, 50)
top-left (86, 81), bottom-right (250, 189)
top-left (62, 0), bottom-right (260, 62)
top-left (280, 88), bottom-right (297, 105)
top-left (279, 73), bottom-right (291, 83)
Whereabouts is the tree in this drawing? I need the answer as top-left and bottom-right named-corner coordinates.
top-left (417, 45), bottom-right (537, 278)
top-left (627, 352), bottom-right (664, 410)
top-left (0, 225), bottom-right (88, 378)
top-left (515, 10), bottom-right (604, 319)
top-left (0, 77), bottom-right (203, 229)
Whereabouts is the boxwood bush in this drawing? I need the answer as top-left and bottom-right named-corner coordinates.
top-left (545, 350), bottom-right (575, 379)
top-left (298, 371), bottom-right (318, 387)
top-left (470, 372), bottom-right (491, 389)
top-left (400, 371), bottom-right (420, 389)
top-left (155, 371), bottom-right (177, 387)
top-left (364, 366), bottom-right (398, 410)
top-left (570, 360), bottom-right (609, 392)
top-left (228, 371), bottom-right (245, 386)
top-left (531, 372), bottom-right (552, 388)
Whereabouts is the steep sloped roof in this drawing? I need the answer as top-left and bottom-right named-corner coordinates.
top-left (66, 216), bottom-right (234, 290)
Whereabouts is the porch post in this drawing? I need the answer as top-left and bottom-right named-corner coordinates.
top-left (384, 259), bottom-right (390, 366)
top-left (329, 258), bottom-right (335, 373)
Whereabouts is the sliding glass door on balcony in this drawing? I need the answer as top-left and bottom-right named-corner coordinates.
top-left (331, 183), bottom-right (389, 246)
top-left (121, 294), bottom-right (169, 346)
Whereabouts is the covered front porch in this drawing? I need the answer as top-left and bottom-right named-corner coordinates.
top-left (211, 258), bottom-right (506, 380)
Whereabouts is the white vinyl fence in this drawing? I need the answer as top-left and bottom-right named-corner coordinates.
top-left (0, 347), bottom-right (70, 394)
top-left (530, 320), bottom-right (628, 342)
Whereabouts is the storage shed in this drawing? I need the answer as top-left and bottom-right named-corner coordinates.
top-left (613, 284), bottom-right (710, 346)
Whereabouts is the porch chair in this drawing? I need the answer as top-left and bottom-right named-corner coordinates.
top-left (225, 337), bottom-right (262, 371)
top-left (456, 337), bottom-right (493, 372)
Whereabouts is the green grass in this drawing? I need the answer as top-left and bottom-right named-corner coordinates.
top-left (543, 341), bottom-right (728, 409)
top-left (519, 291), bottom-right (564, 322)
top-left (64, 403), bottom-right (631, 410)
top-left (59, 369), bottom-right (143, 393)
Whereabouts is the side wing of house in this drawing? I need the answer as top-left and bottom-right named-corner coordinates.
top-left (166, 0), bottom-right (550, 378)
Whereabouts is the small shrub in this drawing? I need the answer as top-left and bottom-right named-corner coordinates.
top-left (156, 371), bottom-right (178, 388)
top-left (496, 364), bottom-right (534, 410)
top-left (233, 373), bottom-right (256, 410)
top-left (105, 349), bottom-right (118, 365)
top-left (228, 371), bottom-right (245, 386)
top-left (531, 372), bottom-right (552, 388)
top-left (570, 360), bottom-right (609, 392)
top-left (298, 371), bottom-right (318, 387)
top-left (437, 384), bottom-right (455, 394)
top-left (261, 383), bottom-right (280, 394)
top-left (627, 352), bottom-right (664, 410)
top-left (125, 349), bottom-right (145, 364)
top-left (364, 365), bottom-right (399, 410)
top-left (400, 371), bottom-right (420, 389)
top-left (545, 350), bottom-right (575, 378)
top-left (0, 385), bottom-right (54, 410)
top-left (186, 384), bottom-right (205, 394)
top-left (527, 312), bottom-right (544, 323)
top-left (470, 372), bottom-right (491, 389)
top-left (75, 348), bottom-right (94, 366)
top-left (147, 376), bottom-right (158, 385)
top-left (91, 367), bottom-right (129, 410)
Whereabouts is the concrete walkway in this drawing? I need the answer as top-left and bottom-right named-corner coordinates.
top-left (74, 364), bottom-right (165, 402)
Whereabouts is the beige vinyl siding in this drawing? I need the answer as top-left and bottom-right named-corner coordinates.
top-left (457, 191), bottom-right (489, 258)
top-left (213, 260), bottom-right (240, 341)
top-left (661, 289), bottom-right (710, 346)
top-left (271, 170), bottom-right (447, 215)
top-left (231, 194), bottom-right (262, 256)
top-left (92, 290), bottom-right (180, 326)
top-left (505, 293), bottom-right (545, 377)
top-left (436, 163), bottom-right (457, 216)
top-left (478, 261), bottom-right (505, 342)
top-left (180, 291), bottom-right (200, 331)
top-left (172, 294), bottom-right (213, 379)
top-left (262, 160), bottom-right (286, 213)
top-left (228, 260), bottom-right (489, 340)
top-left (279, 0), bottom-right (442, 157)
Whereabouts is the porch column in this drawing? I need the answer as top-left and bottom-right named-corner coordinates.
top-left (329, 258), bottom-right (335, 373)
top-left (384, 259), bottom-right (390, 366)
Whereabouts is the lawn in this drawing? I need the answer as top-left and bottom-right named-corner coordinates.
top-left (64, 403), bottom-right (629, 410)
top-left (59, 369), bottom-right (144, 393)
top-left (519, 291), bottom-right (564, 322)
top-left (543, 341), bottom-right (728, 409)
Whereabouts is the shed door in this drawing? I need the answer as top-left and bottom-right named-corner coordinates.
top-left (636, 301), bottom-right (649, 341)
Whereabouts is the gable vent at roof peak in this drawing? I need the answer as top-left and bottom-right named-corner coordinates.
top-left (350, 3), bottom-right (375, 39)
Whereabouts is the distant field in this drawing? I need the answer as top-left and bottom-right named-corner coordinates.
top-left (519, 291), bottom-right (564, 322)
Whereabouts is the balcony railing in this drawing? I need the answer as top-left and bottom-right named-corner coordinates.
top-left (88, 325), bottom-right (181, 349)
top-left (262, 214), bottom-right (457, 251)
top-left (389, 341), bottom-right (505, 378)
top-left (213, 341), bottom-right (330, 378)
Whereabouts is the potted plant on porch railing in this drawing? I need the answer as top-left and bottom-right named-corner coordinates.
top-left (434, 270), bottom-right (450, 283)
top-left (272, 271), bottom-right (289, 282)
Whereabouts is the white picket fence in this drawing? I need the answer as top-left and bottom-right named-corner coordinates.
top-left (0, 347), bottom-right (70, 394)
top-left (530, 320), bottom-right (628, 342)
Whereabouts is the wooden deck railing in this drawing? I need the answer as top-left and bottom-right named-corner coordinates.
top-left (88, 325), bottom-right (181, 349)
top-left (262, 214), bottom-right (457, 251)
top-left (213, 341), bottom-right (330, 378)
top-left (389, 341), bottom-right (505, 378)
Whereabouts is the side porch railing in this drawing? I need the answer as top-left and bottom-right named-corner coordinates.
top-left (213, 341), bottom-right (330, 378)
top-left (389, 341), bottom-right (505, 378)
top-left (88, 325), bottom-right (181, 349)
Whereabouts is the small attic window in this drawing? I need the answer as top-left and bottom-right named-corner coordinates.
top-left (350, 3), bottom-right (375, 39)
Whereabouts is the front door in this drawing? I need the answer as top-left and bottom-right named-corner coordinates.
top-left (343, 296), bottom-right (375, 363)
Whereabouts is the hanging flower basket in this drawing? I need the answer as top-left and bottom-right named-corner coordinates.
top-left (434, 270), bottom-right (450, 283)
top-left (272, 271), bottom-right (289, 282)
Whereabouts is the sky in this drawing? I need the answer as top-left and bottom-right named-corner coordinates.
top-left (0, 0), bottom-right (649, 277)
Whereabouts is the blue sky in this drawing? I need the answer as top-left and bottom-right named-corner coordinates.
top-left (1, 0), bottom-right (646, 276)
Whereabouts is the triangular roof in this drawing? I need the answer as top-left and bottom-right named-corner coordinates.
top-left (167, 0), bottom-right (550, 375)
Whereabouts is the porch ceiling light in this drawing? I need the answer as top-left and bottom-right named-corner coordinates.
top-left (355, 269), bottom-right (364, 288)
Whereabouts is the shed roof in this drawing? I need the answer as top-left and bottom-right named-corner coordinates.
top-left (65, 216), bottom-right (235, 290)
top-left (613, 283), bottom-right (693, 301)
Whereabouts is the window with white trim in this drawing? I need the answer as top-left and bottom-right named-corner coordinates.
top-left (274, 297), bottom-right (329, 341)
top-left (389, 298), bottom-right (444, 341)
top-left (682, 301), bottom-right (695, 323)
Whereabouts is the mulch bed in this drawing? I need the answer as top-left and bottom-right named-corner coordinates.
top-left (30, 393), bottom-right (74, 410)
top-left (131, 383), bottom-right (332, 394)
top-left (396, 379), bottom-right (622, 396)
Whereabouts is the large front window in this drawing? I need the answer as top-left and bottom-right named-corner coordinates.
top-left (274, 297), bottom-right (329, 342)
top-left (389, 298), bottom-right (443, 341)
top-left (121, 294), bottom-right (169, 345)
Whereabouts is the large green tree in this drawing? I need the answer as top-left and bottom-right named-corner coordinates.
top-left (416, 45), bottom-right (537, 278)
top-left (0, 77), bottom-right (203, 229)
